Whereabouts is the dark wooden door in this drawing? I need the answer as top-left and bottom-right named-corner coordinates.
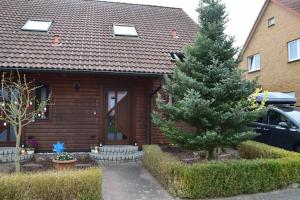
top-left (104, 89), bottom-right (131, 144)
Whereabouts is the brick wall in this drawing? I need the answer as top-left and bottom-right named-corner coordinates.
top-left (239, 2), bottom-right (300, 105)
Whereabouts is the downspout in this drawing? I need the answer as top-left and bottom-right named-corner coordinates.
top-left (147, 75), bottom-right (166, 144)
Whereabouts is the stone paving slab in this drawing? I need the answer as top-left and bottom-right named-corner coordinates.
top-left (101, 161), bottom-right (300, 200)
top-left (101, 162), bottom-right (175, 200)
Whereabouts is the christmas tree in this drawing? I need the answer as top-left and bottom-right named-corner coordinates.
top-left (153, 0), bottom-right (265, 159)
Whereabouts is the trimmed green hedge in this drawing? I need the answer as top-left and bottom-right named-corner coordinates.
top-left (0, 167), bottom-right (102, 200)
top-left (143, 141), bottom-right (300, 199)
top-left (239, 140), bottom-right (300, 159)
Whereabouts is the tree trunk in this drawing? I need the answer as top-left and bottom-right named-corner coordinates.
top-left (208, 147), bottom-right (220, 160)
top-left (14, 124), bottom-right (21, 173)
top-left (15, 134), bottom-right (21, 173)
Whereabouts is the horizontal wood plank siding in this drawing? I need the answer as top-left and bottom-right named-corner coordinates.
top-left (20, 72), bottom-right (158, 151)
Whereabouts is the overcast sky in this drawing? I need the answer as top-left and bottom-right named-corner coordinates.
top-left (108, 0), bottom-right (265, 47)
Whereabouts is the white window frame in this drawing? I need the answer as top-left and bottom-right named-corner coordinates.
top-left (113, 24), bottom-right (138, 37)
top-left (248, 53), bottom-right (261, 72)
top-left (21, 20), bottom-right (52, 32)
top-left (268, 17), bottom-right (275, 27)
top-left (288, 39), bottom-right (300, 62)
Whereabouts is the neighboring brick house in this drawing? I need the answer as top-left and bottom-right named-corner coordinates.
top-left (0, 0), bottom-right (198, 151)
top-left (239, 0), bottom-right (300, 105)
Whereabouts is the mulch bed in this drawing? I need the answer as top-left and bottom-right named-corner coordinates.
top-left (2, 154), bottom-right (98, 173)
top-left (160, 145), bottom-right (240, 164)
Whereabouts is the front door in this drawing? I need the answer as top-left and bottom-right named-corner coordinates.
top-left (105, 89), bottom-right (131, 144)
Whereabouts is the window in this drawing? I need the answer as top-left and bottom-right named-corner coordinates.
top-left (268, 17), bottom-right (275, 27)
top-left (113, 25), bottom-right (138, 37)
top-left (288, 39), bottom-right (300, 62)
top-left (22, 20), bottom-right (52, 32)
top-left (0, 88), bottom-right (17, 144)
top-left (0, 123), bottom-right (16, 143)
top-left (268, 110), bottom-right (288, 126)
top-left (170, 52), bottom-right (185, 62)
top-left (248, 54), bottom-right (260, 72)
top-left (35, 84), bottom-right (49, 120)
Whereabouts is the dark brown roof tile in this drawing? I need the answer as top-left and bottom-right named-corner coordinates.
top-left (0, 0), bottom-right (198, 74)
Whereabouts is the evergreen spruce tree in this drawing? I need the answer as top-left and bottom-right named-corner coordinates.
top-left (153, 0), bottom-right (265, 159)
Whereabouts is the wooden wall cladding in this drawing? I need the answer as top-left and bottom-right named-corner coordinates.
top-left (23, 72), bottom-right (155, 151)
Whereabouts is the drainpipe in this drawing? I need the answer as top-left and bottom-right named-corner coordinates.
top-left (147, 75), bottom-right (166, 144)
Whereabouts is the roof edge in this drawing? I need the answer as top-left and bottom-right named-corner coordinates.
top-left (86, 0), bottom-right (183, 10)
top-left (241, 0), bottom-right (270, 52)
top-left (242, 0), bottom-right (300, 53)
top-left (0, 67), bottom-right (170, 77)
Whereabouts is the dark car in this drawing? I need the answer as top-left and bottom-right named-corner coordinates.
top-left (251, 106), bottom-right (300, 152)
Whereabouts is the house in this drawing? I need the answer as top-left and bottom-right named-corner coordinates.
top-left (0, 0), bottom-right (198, 151)
top-left (239, 0), bottom-right (300, 105)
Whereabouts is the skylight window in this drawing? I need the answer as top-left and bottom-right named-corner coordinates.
top-left (22, 20), bottom-right (52, 32)
top-left (113, 25), bottom-right (138, 37)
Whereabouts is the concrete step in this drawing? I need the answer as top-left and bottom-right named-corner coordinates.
top-left (98, 145), bottom-right (139, 155)
top-left (89, 151), bottom-right (143, 163)
top-left (89, 145), bottom-right (142, 163)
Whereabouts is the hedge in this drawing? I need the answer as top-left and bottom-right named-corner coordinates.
top-left (0, 167), bottom-right (102, 200)
top-left (143, 141), bottom-right (300, 199)
top-left (238, 140), bottom-right (300, 159)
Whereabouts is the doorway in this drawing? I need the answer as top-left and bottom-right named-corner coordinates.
top-left (104, 88), bottom-right (131, 144)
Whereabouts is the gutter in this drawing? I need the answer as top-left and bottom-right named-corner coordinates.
top-left (0, 67), bottom-right (170, 77)
top-left (147, 75), bottom-right (166, 144)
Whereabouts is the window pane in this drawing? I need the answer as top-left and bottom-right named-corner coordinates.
top-left (40, 87), bottom-right (47, 101)
top-left (268, 111), bottom-right (287, 125)
top-left (11, 88), bottom-right (19, 103)
top-left (289, 40), bottom-right (298, 61)
top-left (108, 91), bottom-right (116, 111)
top-left (268, 17), bottom-right (275, 27)
top-left (22, 20), bottom-right (52, 32)
top-left (255, 54), bottom-right (260, 70)
top-left (36, 85), bottom-right (49, 119)
top-left (0, 88), bottom-right (9, 101)
top-left (251, 57), bottom-right (255, 70)
top-left (9, 126), bottom-right (15, 142)
top-left (117, 91), bottom-right (127, 103)
top-left (248, 54), bottom-right (260, 71)
top-left (0, 128), bottom-right (7, 142)
top-left (248, 56), bottom-right (254, 71)
top-left (113, 25), bottom-right (138, 37)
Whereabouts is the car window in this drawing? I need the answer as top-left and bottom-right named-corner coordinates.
top-left (268, 110), bottom-right (288, 126)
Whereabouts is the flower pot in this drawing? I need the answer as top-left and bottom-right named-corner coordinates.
top-left (91, 149), bottom-right (98, 154)
top-left (27, 149), bottom-right (35, 155)
top-left (52, 159), bottom-right (77, 170)
top-left (20, 149), bottom-right (27, 155)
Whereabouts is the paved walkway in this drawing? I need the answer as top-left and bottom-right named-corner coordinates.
top-left (101, 162), bottom-right (174, 200)
top-left (101, 162), bottom-right (300, 200)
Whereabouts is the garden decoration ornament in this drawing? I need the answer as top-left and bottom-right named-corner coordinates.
top-left (53, 141), bottom-right (65, 153)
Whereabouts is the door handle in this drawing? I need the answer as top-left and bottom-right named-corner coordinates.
top-left (263, 128), bottom-right (269, 131)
